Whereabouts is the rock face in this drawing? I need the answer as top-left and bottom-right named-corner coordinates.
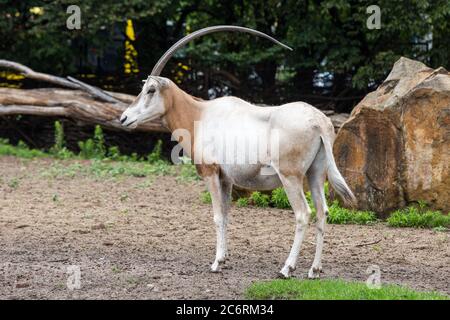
top-left (334, 57), bottom-right (449, 214)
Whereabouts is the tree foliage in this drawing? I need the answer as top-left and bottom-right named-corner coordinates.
top-left (0, 0), bottom-right (449, 111)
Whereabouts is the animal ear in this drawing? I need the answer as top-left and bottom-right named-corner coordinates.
top-left (158, 78), bottom-right (171, 89)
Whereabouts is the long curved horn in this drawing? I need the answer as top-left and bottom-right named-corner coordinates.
top-left (151, 25), bottom-right (292, 76)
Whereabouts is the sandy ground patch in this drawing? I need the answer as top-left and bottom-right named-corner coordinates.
top-left (0, 157), bottom-right (448, 299)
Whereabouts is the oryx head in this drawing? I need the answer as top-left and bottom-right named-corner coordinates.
top-left (120, 25), bottom-right (292, 128)
top-left (120, 76), bottom-right (170, 128)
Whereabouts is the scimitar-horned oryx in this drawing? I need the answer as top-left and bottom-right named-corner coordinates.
top-left (120, 26), bottom-right (356, 278)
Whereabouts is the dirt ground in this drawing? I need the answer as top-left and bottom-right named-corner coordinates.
top-left (0, 156), bottom-right (449, 299)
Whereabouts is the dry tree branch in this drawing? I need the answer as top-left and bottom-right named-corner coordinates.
top-left (0, 60), bottom-right (169, 132)
top-left (0, 59), bottom-right (126, 104)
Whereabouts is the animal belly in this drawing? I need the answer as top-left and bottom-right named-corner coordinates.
top-left (222, 164), bottom-right (282, 191)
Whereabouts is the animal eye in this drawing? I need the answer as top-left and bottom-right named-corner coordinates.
top-left (147, 87), bottom-right (156, 94)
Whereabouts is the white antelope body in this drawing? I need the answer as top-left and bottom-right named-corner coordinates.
top-left (120, 26), bottom-right (356, 278)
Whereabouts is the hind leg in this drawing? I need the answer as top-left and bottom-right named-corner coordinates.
top-left (307, 150), bottom-right (328, 279)
top-left (277, 173), bottom-right (312, 278)
top-left (271, 131), bottom-right (321, 278)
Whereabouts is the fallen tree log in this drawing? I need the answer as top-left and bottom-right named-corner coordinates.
top-left (0, 87), bottom-right (168, 132)
top-left (0, 59), bottom-right (126, 104)
top-left (0, 59), bottom-right (168, 132)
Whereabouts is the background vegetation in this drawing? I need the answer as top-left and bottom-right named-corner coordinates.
top-left (1, 1), bottom-right (449, 157)
top-left (1, 0), bottom-right (449, 111)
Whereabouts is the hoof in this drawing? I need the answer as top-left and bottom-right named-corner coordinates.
top-left (210, 267), bottom-right (221, 273)
top-left (279, 265), bottom-right (294, 279)
top-left (210, 261), bottom-right (223, 273)
top-left (308, 266), bottom-right (322, 279)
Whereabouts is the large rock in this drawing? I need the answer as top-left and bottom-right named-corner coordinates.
top-left (334, 57), bottom-right (449, 214)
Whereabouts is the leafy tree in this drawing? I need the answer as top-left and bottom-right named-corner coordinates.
top-left (0, 0), bottom-right (449, 111)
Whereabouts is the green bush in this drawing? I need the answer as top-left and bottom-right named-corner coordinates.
top-left (250, 191), bottom-right (270, 208)
top-left (233, 187), bottom-right (376, 226)
top-left (147, 139), bottom-right (163, 163)
top-left (129, 152), bottom-right (140, 161)
top-left (327, 201), bottom-right (377, 225)
top-left (271, 187), bottom-right (291, 209)
top-left (50, 121), bottom-right (64, 153)
top-left (78, 138), bottom-right (96, 159)
top-left (106, 146), bottom-right (123, 161)
top-left (78, 125), bottom-right (106, 159)
top-left (387, 205), bottom-right (449, 229)
top-left (268, 187), bottom-right (320, 210)
top-left (46, 121), bottom-right (74, 159)
top-left (93, 125), bottom-right (106, 158)
top-left (236, 197), bottom-right (249, 207)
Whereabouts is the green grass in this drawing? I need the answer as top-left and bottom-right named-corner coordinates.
top-left (200, 191), bottom-right (212, 204)
top-left (40, 159), bottom-right (175, 179)
top-left (327, 201), bottom-right (377, 225)
top-left (245, 279), bottom-right (448, 300)
top-left (0, 123), bottom-right (169, 164)
top-left (0, 137), bottom-right (195, 181)
top-left (8, 178), bottom-right (19, 189)
top-left (0, 124), bottom-right (194, 180)
top-left (387, 205), bottom-right (450, 229)
top-left (177, 162), bottom-right (200, 182)
top-left (271, 187), bottom-right (291, 209)
top-left (0, 139), bottom-right (47, 158)
top-left (433, 226), bottom-right (448, 232)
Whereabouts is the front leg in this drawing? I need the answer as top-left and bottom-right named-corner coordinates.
top-left (204, 172), bottom-right (232, 273)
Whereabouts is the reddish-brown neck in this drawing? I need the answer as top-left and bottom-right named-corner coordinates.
top-left (162, 83), bottom-right (205, 158)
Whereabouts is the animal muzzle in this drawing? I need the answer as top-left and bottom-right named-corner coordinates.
top-left (119, 113), bottom-right (138, 127)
